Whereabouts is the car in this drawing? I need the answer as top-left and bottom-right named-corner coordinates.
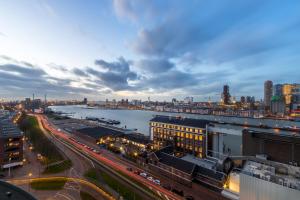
top-left (133, 170), bottom-right (140, 175)
top-left (147, 176), bottom-right (154, 181)
top-left (139, 172), bottom-right (147, 178)
top-left (153, 179), bottom-right (160, 185)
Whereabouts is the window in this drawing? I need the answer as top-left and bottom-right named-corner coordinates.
top-left (199, 135), bottom-right (203, 141)
top-left (189, 134), bottom-right (193, 139)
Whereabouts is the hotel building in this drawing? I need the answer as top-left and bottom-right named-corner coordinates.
top-left (150, 115), bottom-right (210, 158)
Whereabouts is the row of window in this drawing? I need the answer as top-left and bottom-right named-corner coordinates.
top-left (151, 122), bottom-right (204, 133)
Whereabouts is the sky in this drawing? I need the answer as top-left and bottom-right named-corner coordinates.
top-left (0, 0), bottom-right (300, 101)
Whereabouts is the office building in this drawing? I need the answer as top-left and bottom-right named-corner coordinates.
top-left (271, 96), bottom-right (286, 116)
top-left (83, 97), bottom-right (88, 104)
top-left (150, 115), bottom-right (210, 158)
top-left (222, 85), bottom-right (231, 105)
top-left (0, 117), bottom-right (23, 169)
top-left (264, 80), bottom-right (273, 109)
top-left (240, 96), bottom-right (246, 104)
top-left (274, 84), bottom-right (283, 96)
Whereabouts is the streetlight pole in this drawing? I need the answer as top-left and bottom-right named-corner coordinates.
top-left (8, 157), bottom-right (11, 178)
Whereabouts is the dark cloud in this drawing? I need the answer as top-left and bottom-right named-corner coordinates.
top-left (85, 57), bottom-right (139, 91)
top-left (72, 68), bottom-right (89, 77)
top-left (135, 58), bottom-right (174, 73)
top-left (0, 62), bottom-right (94, 98)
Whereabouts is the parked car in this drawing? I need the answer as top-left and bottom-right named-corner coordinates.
top-left (147, 176), bottom-right (154, 181)
top-left (139, 172), bottom-right (147, 178)
top-left (153, 179), bottom-right (160, 185)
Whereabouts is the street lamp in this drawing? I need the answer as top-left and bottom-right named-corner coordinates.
top-left (8, 157), bottom-right (12, 177)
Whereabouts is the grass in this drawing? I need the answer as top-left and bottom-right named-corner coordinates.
top-left (18, 114), bottom-right (64, 164)
top-left (30, 179), bottom-right (67, 190)
top-left (85, 168), bottom-right (143, 200)
top-left (80, 191), bottom-right (97, 200)
top-left (43, 159), bottom-right (72, 174)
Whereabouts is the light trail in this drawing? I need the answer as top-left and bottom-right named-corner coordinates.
top-left (37, 114), bottom-right (182, 200)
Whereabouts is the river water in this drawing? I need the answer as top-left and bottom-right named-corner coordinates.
top-left (49, 105), bottom-right (300, 136)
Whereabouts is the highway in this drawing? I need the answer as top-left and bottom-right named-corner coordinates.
top-left (36, 114), bottom-right (182, 200)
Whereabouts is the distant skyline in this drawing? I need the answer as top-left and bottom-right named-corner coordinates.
top-left (0, 0), bottom-right (300, 101)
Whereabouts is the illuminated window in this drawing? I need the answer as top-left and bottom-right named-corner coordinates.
top-left (186, 134), bottom-right (189, 138)
top-left (189, 134), bottom-right (193, 139)
top-left (195, 135), bottom-right (198, 140)
top-left (177, 132), bottom-right (180, 137)
top-left (199, 135), bottom-right (203, 141)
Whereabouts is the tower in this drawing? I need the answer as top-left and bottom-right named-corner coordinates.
top-left (264, 80), bottom-right (273, 110)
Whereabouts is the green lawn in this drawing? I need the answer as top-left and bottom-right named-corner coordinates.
top-left (43, 159), bottom-right (72, 174)
top-left (30, 179), bottom-right (67, 190)
top-left (18, 115), bottom-right (64, 164)
top-left (84, 168), bottom-right (142, 200)
top-left (80, 191), bottom-right (97, 200)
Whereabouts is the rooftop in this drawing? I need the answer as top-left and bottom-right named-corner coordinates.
top-left (150, 115), bottom-right (211, 128)
top-left (0, 181), bottom-right (37, 200)
top-left (242, 160), bottom-right (300, 191)
top-left (209, 122), bottom-right (300, 138)
top-left (77, 126), bottom-right (124, 139)
top-left (0, 118), bottom-right (23, 138)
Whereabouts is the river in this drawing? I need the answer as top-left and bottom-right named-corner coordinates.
top-left (49, 105), bottom-right (300, 136)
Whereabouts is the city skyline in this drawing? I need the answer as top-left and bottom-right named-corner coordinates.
top-left (1, 0), bottom-right (300, 101)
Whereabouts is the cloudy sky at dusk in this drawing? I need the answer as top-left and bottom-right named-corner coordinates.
top-left (0, 0), bottom-right (300, 101)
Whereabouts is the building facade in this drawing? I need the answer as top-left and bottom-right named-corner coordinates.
top-left (150, 115), bottom-right (210, 158)
top-left (264, 80), bottom-right (273, 109)
top-left (0, 118), bottom-right (23, 169)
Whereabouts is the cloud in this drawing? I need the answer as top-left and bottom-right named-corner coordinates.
top-left (83, 57), bottom-right (139, 91)
top-left (0, 32), bottom-right (6, 37)
top-left (130, 0), bottom-right (300, 68)
top-left (135, 58), bottom-right (174, 73)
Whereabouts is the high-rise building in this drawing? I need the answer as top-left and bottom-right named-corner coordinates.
top-left (222, 85), bottom-right (231, 105)
top-left (274, 84), bottom-right (283, 96)
top-left (83, 97), bottom-right (87, 104)
top-left (264, 80), bottom-right (273, 109)
top-left (282, 84), bottom-right (293, 104)
top-left (240, 96), bottom-right (246, 104)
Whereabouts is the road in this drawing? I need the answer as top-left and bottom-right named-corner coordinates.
top-left (8, 176), bottom-right (113, 200)
top-left (37, 114), bottom-right (182, 200)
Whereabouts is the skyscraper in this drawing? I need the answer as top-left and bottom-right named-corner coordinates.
top-left (222, 85), bottom-right (231, 105)
top-left (264, 80), bottom-right (273, 109)
top-left (273, 84), bottom-right (283, 96)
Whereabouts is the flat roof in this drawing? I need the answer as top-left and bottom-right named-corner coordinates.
top-left (209, 123), bottom-right (300, 138)
top-left (150, 115), bottom-right (211, 128)
top-left (181, 154), bottom-right (215, 170)
top-left (0, 119), bottom-right (23, 138)
top-left (77, 126), bottom-right (124, 139)
top-left (242, 160), bottom-right (300, 191)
